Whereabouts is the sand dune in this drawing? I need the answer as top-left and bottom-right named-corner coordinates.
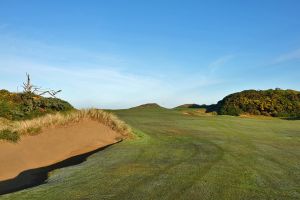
top-left (0, 119), bottom-right (121, 181)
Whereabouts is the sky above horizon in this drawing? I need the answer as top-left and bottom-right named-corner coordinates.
top-left (0, 0), bottom-right (300, 109)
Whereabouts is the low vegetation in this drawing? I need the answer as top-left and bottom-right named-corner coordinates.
top-left (131, 103), bottom-right (165, 109)
top-left (175, 104), bottom-right (202, 109)
top-left (174, 104), bottom-right (219, 115)
top-left (0, 89), bottom-right (74, 120)
top-left (0, 109), bottom-right (132, 143)
top-left (175, 89), bottom-right (300, 118)
top-left (204, 89), bottom-right (300, 117)
top-left (0, 74), bottom-right (74, 120)
top-left (0, 129), bottom-right (19, 143)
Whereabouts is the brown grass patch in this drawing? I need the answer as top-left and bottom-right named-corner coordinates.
top-left (239, 114), bottom-right (275, 120)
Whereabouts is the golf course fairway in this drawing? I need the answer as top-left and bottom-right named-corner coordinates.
top-left (1, 107), bottom-right (300, 199)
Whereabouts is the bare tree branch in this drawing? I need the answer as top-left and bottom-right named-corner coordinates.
top-left (38, 90), bottom-right (62, 97)
top-left (21, 73), bottom-right (62, 97)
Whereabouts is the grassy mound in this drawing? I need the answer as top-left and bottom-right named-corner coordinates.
top-left (0, 89), bottom-right (74, 120)
top-left (212, 89), bottom-right (300, 117)
top-left (174, 104), bottom-right (202, 109)
top-left (0, 109), bottom-right (132, 143)
top-left (131, 103), bottom-right (165, 109)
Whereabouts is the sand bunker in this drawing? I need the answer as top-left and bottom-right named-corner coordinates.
top-left (0, 119), bottom-right (121, 181)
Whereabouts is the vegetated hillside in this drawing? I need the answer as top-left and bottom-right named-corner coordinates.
top-left (175, 103), bottom-right (218, 111)
top-left (214, 89), bottom-right (300, 117)
top-left (132, 103), bottom-right (165, 109)
top-left (0, 89), bottom-right (74, 120)
top-left (175, 104), bottom-right (203, 109)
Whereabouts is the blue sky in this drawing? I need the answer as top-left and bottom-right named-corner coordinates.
top-left (0, 0), bottom-right (300, 108)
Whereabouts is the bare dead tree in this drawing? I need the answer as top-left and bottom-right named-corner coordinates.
top-left (22, 73), bottom-right (36, 93)
top-left (21, 73), bottom-right (62, 97)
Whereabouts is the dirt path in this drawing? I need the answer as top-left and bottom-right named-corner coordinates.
top-left (0, 119), bottom-right (121, 181)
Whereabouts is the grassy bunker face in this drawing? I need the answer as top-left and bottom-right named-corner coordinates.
top-left (0, 109), bottom-right (132, 143)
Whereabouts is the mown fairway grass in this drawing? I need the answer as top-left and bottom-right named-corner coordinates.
top-left (1, 107), bottom-right (300, 199)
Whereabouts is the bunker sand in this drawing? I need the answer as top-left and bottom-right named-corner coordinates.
top-left (0, 119), bottom-right (121, 181)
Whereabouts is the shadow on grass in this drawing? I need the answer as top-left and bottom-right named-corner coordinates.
top-left (282, 117), bottom-right (300, 120)
top-left (0, 140), bottom-right (122, 195)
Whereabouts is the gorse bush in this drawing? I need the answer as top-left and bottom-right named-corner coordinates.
top-left (0, 89), bottom-right (74, 120)
top-left (214, 89), bottom-right (300, 117)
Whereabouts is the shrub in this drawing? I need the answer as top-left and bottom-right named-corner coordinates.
top-left (0, 129), bottom-right (20, 143)
top-left (0, 89), bottom-right (74, 120)
top-left (214, 89), bottom-right (300, 117)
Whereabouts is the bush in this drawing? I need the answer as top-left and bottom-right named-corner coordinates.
top-left (214, 89), bottom-right (300, 117)
top-left (0, 129), bottom-right (20, 143)
top-left (0, 90), bottom-right (74, 120)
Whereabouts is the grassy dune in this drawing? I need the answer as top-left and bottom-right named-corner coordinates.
top-left (1, 108), bottom-right (300, 199)
top-left (0, 109), bottom-right (132, 142)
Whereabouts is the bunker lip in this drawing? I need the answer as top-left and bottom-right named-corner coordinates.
top-left (0, 140), bottom-right (122, 195)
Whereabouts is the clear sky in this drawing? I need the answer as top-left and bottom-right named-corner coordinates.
top-left (0, 0), bottom-right (300, 108)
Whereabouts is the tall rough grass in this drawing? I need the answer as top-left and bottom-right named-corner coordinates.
top-left (0, 109), bottom-right (132, 142)
top-left (0, 118), bottom-right (12, 130)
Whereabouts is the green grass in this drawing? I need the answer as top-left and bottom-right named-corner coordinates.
top-left (1, 108), bottom-right (300, 199)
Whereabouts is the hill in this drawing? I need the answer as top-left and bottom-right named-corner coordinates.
top-left (175, 104), bottom-right (203, 109)
top-left (175, 104), bottom-right (218, 111)
top-left (131, 103), bottom-right (165, 109)
top-left (0, 89), bottom-right (74, 120)
top-left (213, 89), bottom-right (300, 117)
